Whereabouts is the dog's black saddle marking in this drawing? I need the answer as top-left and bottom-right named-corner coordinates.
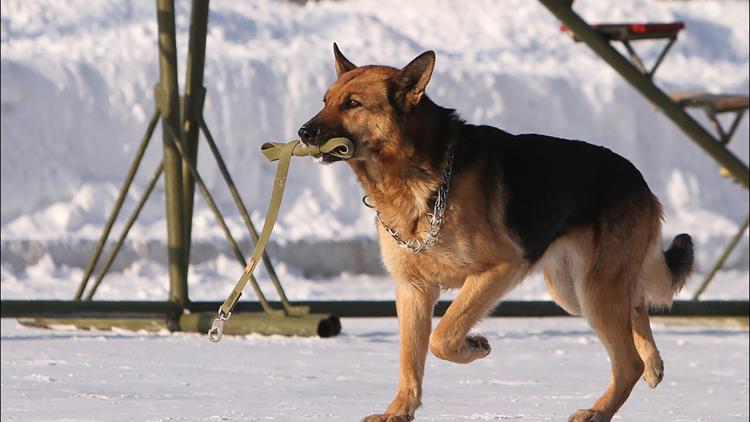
top-left (460, 125), bottom-right (650, 263)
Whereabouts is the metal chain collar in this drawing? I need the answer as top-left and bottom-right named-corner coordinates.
top-left (363, 148), bottom-right (455, 254)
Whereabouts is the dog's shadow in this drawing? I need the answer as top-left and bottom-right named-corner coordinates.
top-left (353, 330), bottom-right (399, 344)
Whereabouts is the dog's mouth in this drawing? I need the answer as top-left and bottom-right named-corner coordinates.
top-left (319, 152), bottom-right (346, 164)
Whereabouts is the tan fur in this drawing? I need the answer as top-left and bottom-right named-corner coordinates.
top-left (304, 47), bottom-right (688, 422)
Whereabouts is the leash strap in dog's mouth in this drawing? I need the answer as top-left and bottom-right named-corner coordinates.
top-left (260, 138), bottom-right (354, 161)
top-left (208, 137), bottom-right (354, 342)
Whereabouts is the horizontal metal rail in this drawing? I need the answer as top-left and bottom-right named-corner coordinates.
top-left (1, 300), bottom-right (182, 318)
top-left (2, 300), bottom-right (747, 319)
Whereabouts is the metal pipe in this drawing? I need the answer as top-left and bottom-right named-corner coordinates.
top-left (156, 0), bottom-right (189, 307)
top-left (692, 215), bottom-right (750, 300)
top-left (74, 110), bottom-right (160, 300)
top-left (179, 312), bottom-right (339, 337)
top-left (181, 0), bottom-right (210, 269)
top-left (199, 120), bottom-right (299, 314)
top-left (164, 124), bottom-right (278, 314)
top-left (84, 163), bottom-right (164, 300)
top-left (539, 0), bottom-right (749, 188)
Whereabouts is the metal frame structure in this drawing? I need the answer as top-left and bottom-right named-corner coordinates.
top-left (1, 0), bottom-right (339, 337)
top-left (540, 0), bottom-right (749, 301)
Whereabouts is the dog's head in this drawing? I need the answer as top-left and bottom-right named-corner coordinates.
top-left (298, 43), bottom-right (435, 163)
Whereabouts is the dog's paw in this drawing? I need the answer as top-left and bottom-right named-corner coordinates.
top-left (361, 413), bottom-right (414, 422)
top-left (431, 333), bottom-right (491, 363)
top-left (643, 356), bottom-right (664, 389)
top-left (465, 334), bottom-right (491, 360)
top-left (568, 409), bottom-right (611, 422)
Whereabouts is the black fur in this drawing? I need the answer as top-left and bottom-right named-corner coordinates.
top-left (664, 233), bottom-right (694, 282)
top-left (456, 124), bottom-right (651, 263)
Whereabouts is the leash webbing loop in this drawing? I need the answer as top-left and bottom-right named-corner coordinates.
top-left (209, 137), bottom-right (353, 342)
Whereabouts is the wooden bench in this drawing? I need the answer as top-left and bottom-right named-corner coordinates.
top-left (560, 22), bottom-right (684, 41)
top-left (561, 22), bottom-right (685, 77)
top-left (670, 92), bottom-right (749, 145)
top-left (670, 92), bottom-right (749, 114)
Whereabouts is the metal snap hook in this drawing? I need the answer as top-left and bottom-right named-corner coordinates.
top-left (208, 310), bottom-right (231, 343)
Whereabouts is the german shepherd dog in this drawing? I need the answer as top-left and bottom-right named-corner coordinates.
top-left (298, 44), bottom-right (694, 422)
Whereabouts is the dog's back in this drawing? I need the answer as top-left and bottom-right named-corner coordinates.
top-left (457, 124), bottom-right (650, 262)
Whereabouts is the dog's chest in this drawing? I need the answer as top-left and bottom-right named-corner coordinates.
top-left (377, 225), bottom-right (474, 288)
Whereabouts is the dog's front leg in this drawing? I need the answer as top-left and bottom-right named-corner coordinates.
top-left (362, 282), bottom-right (439, 422)
top-left (430, 262), bottom-right (527, 364)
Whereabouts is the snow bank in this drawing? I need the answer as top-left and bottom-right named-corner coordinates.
top-left (1, 0), bottom-right (748, 300)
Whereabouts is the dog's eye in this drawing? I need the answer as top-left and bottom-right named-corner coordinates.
top-left (347, 99), bottom-right (362, 108)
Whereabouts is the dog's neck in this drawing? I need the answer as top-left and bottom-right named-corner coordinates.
top-left (349, 98), bottom-right (459, 236)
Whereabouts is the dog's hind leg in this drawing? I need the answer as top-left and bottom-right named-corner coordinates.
top-left (544, 261), bottom-right (581, 316)
top-left (632, 298), bottom-right (664, 388)
top-left (429, 262), bottom-right (528, 364)
top-left (569, 270), bottom-right (644, 422)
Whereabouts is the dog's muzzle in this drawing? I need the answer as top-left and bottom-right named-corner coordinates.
top-left (297, 125), bottom-right (350, 163)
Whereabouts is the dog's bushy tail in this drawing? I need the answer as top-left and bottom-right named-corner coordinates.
top-left (641, 233), bottom-right (694, 308)
top-left (664, 234), bottom-right (694, 292)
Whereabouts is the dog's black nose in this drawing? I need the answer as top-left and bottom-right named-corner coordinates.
top-left (298, 126), bottom-right (313, 144)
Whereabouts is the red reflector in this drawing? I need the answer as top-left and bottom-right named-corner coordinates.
top-left (630, 22), bottom-right (685, 34)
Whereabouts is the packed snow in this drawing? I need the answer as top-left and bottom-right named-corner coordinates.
top-left (2, 318), bottom-right (748, 421)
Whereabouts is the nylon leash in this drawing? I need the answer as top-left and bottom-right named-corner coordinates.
top-left (208, 137), bottom-right (354, 342)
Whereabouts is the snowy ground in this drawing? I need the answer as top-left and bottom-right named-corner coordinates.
top-left (1, 318), bottom-right (748, 421)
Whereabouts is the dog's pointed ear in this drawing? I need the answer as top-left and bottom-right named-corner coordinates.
top-left (333, 43), bottom-right (357, 78)
top-left (395, 50), bottom-right (435, 107)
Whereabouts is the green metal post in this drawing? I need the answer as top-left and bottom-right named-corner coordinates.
top-left (156, 0), bottom-right (189, 307)
top-left (181, 0), bottom-right (210, 270)
top-left (539, 0), bottom-right (749, 188)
